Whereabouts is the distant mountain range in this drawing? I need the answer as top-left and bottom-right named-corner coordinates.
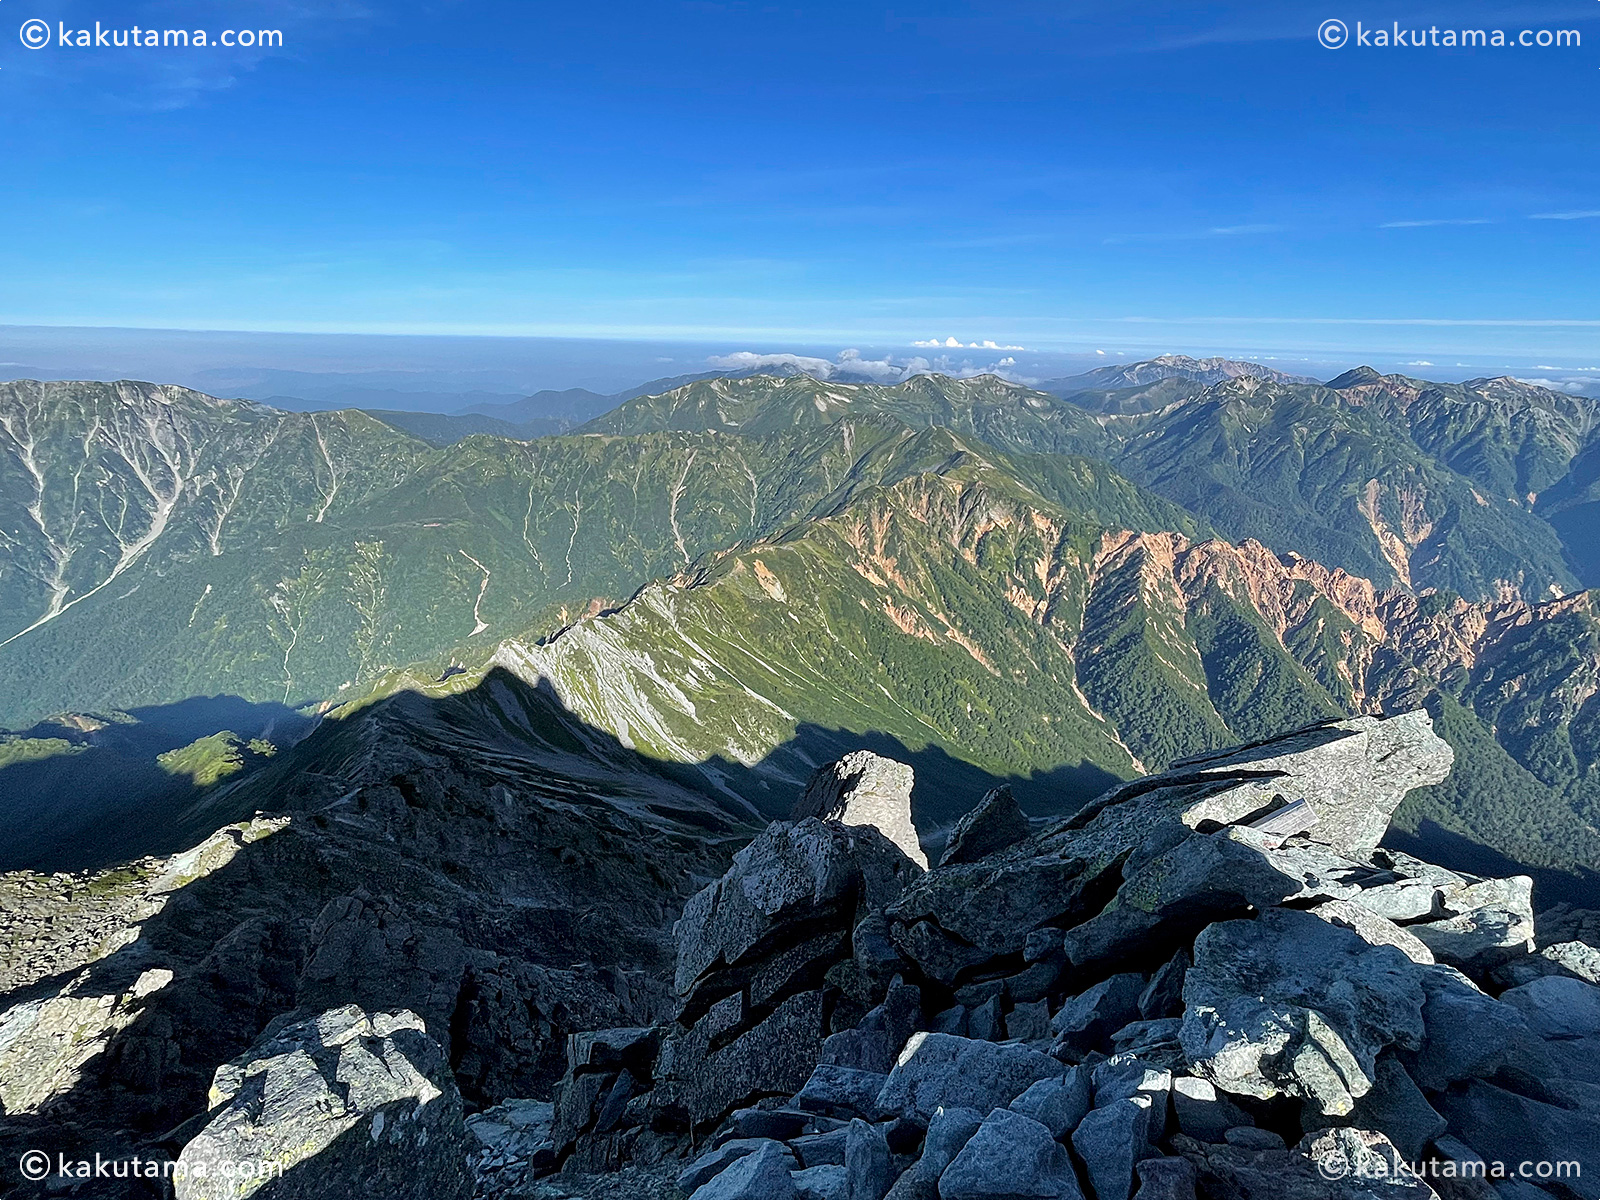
top-left (3, 359), bottom-right (1599, 891)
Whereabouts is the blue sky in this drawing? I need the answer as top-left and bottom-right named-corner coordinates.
top-left (1, 0), bottom-right (1597, 369)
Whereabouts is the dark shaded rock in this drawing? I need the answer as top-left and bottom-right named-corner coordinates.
top-left (845, 1118), bottom-right (892, 1200)
top-left (1224, 1127), bottom-right (1286, 1150)
top-left (941, 786), bottom-right (1031, 867)
top-left (1498, 975), bottom-right (1600, 1040)
top-left (796, 1065), bottom-right (891, 1120)
top-left (1410, 967), bottom-right (1536, 1092)
top-left (969, 994), bottom-right (1004, 1043)
top-left (174, 1006), bottom-right (472, 1200)
top-left (1072, 1097), bottom-right (1156, 1200)
top-left (675, 819), bottom-right (920, 1009)
top-left (915, 1104), bottom-right (983, 1186)
top-left (1051, 973), bottom-right (1145, 1059)
top-left (794, 1164), bottom-right (850, 1200)
top-left (1169, 1075), bottom-right (1252, 1143)
top-left (942, 1108), bottom-right (1083, 1200)
top-left (1060, 831), bottom-right (1318, 973)
top-left (680, 1140), bottom-right (790, 1193)
top-left (1334, 1057), bottom-right (1444, 1161)
top-left (1133, 1156), bottom-right (1197, 1200)
top-left (662, 989), bottom-right (830, 1126)
top-left (733, 1107), bottom-right (817, 1140)
top-left (1008, 999), bottom-right (1053, 1043)
top-left (792, 1129), bottom-right (850, 1168)
top-left (1434, 1081), bottom-right (1600, 1200)
top-left (1139, 952), bottom-right (1189, 1021)
top-left (1011, 1064), bottom-right (1092, 1138)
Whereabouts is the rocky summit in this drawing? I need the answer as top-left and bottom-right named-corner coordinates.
top-left (3, 708), bottom-right (1598, 1199)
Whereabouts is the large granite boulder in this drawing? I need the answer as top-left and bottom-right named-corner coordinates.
top-left (175, 1005), bottom-right (472, 1200)
top-left (675, 819), bottom-right (920, 1009)
top-left (1180, 908), bottom-right (1427, 1116)
top-left (887, 713), bottom-right (1451, 988)
top-left (793, 752), bottom-right (927, 870)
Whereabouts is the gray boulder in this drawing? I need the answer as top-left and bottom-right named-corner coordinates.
top-left (916, 1105), bottom-right (983, 1183)
top-left (1064, 712), bottom-right (1452, 863)
top-left (676, 818), bottom-right (921, 1003)
top-left (1180, 908), bottom-right (1427, 1116)
top-left (682, 1140), bottom-right (794, 1192)
top-left (1495, 940), bottom-right (1600, 988)
top-left (875, 1033), bottom-right (1063, 1121)
top-left (942, 786), bottom-right (1031, 866)
top-left (1410, 876), bottom-right (1535, 975)
top-left (1011, 1065), bottom-right (1093, 1138)
top-left (797, 1064), bottom-right (892, 1120)
top-left (942, 1108), bottom-right (1084, 1200)
top-left (1072, 1096), bottom-right (1156, 1200)
top-left (795, 1164), bottom-right (851, 1200)
top-left (1094, 1056), bottom-right (1173, 1137)
top-left (846, 1118), bottom-right (893, 1200)
top-left (175, 1005), bottom-right (472, 1200)
top-left (795, 752), bottom-right (928, 870)
top-left (1499, 975), bottom-right (1600, 1040)
top-left (1311, 900), bottom-right (1434, 965)
top-left (691, 1140), bottom-right (802, 1200)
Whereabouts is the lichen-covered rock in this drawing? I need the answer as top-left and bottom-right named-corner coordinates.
top-left (793, 753), bottom-right (927, 870)
top-left (1409, 876), bottom-right (1535, 975)
top-left (1180, 908), bottom-right (1427, 1116)
top-left (175, 1005), bottom-right (472, 1200)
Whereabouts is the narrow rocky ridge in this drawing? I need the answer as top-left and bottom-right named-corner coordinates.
top-left (6, 709), bottom-right (1597, 1199)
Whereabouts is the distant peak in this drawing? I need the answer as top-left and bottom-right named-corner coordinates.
top-left (1325, 366), bottom-right (1386, 388)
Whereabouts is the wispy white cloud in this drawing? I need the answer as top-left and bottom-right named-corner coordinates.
top-left (1531, 211), bottom-right (1600, 221)
top-left (1380, 218), bottom-right (1493, 229)
top-left (1208, 224), bottom-right (1286, 236)
top-left (1403, 360), bottom-right (1435, 367)
top-left (912, 336), bottom-right (1026, 349)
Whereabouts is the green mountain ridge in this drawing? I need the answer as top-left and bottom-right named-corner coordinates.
top-left (5, 367), bottom-right (1600, 890)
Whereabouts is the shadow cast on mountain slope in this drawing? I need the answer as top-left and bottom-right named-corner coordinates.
top-left (0, 695), bottom-right (316, 874)
top-left (6, 666), bottom-right (1123, 878)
